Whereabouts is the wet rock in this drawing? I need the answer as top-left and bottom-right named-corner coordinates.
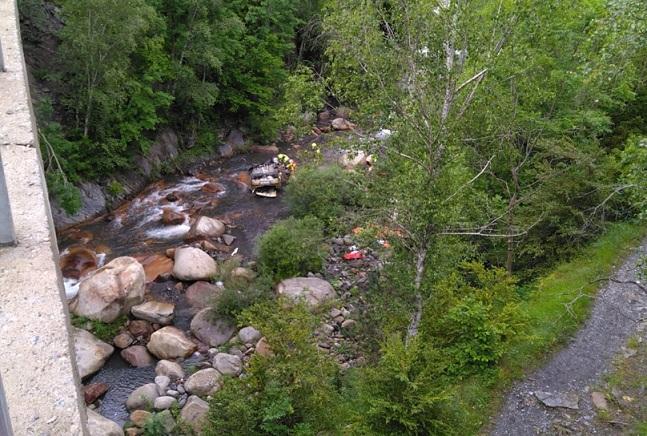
top-left (201, 182), bottom-right (225, 194)
top-left (147, 326), bottom-right (197, 360)
top-left (154, 396), bottom-right (177, 411)
top-left (172, 246), bottom-right (218, 281)
top-left (331, 118), bottom-right (356, 131)
top-left (73, 328), bottom-right (114, 379)
top-left (188, 216), bottom-right (226, 239)
top-left (161, 208), bottom-right (185, 225)
top-left (165, 248), bottom-right (176, 259)
top-left (126, 383), bottom-right (160, 410)
top-left (70, 257), bottom-right (145, 322)
top-left (130, 409), bottom-right (152, 428)
top-left (87, 408), bottom-right (123, 436)
top-left (165, 192), bottom-right (179, 202)
top-left (155, 360), bottom-right (185, 381)
top-left (213, 353), bottom-right (242, 376)
top-left (535, 391), bottom-right (579, 410)
top-left (180, 395), bottom-right (209, 432)
top-left (186, 281), bottom-right (222, 310)
top-left (238, 326), bottom-right (261, 344)
top-left (121, 345), bottom-right (155, 367)
top-left (60, 246), bottom-right (97, 280)
top-left (190, 308), bottom-right (236, 347)
top-left (131, 301), bottom-right (175, 325)
top-left (591, 392), bottom-right (608, 411)
top-left (185, 368), bottom-right (222, 397)
top-left (128, 320), bottom-right (153, 340)
top-left (277, 277), bottom-right (336, 309)
top-left (113, 332), bottom-right (134, 349)
top-left (83, 383), bottom-right (109, 405)
top-left (138, 254), bottom-right (175, 284)
top-left (255, 337), bottom-right (273, 357)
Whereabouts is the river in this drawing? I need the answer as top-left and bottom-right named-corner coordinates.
top-left (57, 148), bottom-right (292, 424)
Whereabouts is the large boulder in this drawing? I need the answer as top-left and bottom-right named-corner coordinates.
top-left (131, 301), bottom-right (175, 325)
top-left (187, 216), bottom-right (226, 239)
top-left (180, 395), bottom-right (209, 432)
top-left (276, 277), bottom-right (336, 308)
top-left (155, 360), bottom-right (185, 381)
top-left (185, 281), bottom-right (222, 310)
top-left (126, 383), bottom-right (160, 410)
top-left (73, 328), bottom-right (114, 379)
top-left (185, 368), bottom-right (221, 397)
top-left (121, 345), bottom-right (155, 367)
top-left (70, 257), bottom-right (145, 322)
top-left (147, 326), bottom-right (197, 360)
top-left (161, 208), bottom-right (185, 226)
top-left (172, 247), bottom-right (218, 281)
top-left (87, 408), bottom-right (123, 436)
top-left (190, 308), bottom-right (236, 347)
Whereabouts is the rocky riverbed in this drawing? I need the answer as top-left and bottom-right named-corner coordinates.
top-left (56, 115), bottom-right (380, 434)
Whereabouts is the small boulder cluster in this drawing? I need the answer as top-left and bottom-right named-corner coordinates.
top-left (123, 325), bottom-right (267, 434)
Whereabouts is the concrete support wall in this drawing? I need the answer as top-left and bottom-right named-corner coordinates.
top-left (0, 1), bottom-right (87, 434)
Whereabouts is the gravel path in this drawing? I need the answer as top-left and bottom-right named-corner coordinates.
top-left (492, 238), bottom-right (647, 435)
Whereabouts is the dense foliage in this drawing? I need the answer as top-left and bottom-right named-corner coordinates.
top-left (257, 217), bottom-right (327, 282)
top-left (19, 0), bottom-right (323, 211)
top-left (284, 164), bottom-right (364, 231)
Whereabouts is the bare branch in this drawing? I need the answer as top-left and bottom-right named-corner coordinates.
top-left (442, 154), bottom-right (495, 204)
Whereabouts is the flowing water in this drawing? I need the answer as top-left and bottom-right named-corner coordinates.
top-left (57, 150), bottom-right (292, 424)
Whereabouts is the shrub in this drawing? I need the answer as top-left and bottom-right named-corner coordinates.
top-left (106, 180), bottom-right (124, 198)
top-left (210, 259), bottom-right (273, 323)
top-left (423, 262), bottom-right (527, 375)
top-left (348, 335), bottom-right (462, 435)
top-left (257, 217), bottom-right (327, 282)
top-left (285, 165), bottom-right (362, 231)
top-left (206, 302), bottom-right (342, 435)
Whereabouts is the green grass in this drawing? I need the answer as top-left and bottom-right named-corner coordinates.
top-left (455, 222), bottom-right (647, 433)
top-left (71, 314), bottom-right (127, 342)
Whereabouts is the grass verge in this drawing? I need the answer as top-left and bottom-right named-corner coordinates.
top-left (456, 221), bottom-right (647, 433)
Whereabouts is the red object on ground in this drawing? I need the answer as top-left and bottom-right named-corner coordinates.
top-left (343, 251), bottom-right (364, 261)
